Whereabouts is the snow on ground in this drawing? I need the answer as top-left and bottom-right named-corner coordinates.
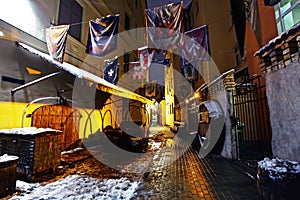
top-left (149, 141), bottom-right (161, 151)
top-left (10, 175), bottom-right (140, 200)
top-left (0, 127), bottom-right (60, 135)
top-left (61, 147), bottom-right (85, 155)
top-left (258, 157), bottom-right (300, 180)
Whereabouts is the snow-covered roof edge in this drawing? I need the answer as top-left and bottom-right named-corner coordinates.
top-left (16, 42), bottom-right (153, 105)
top-left (255, 21), bottom-right (300, 56)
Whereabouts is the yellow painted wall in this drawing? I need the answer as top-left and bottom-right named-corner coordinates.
top-left (0, 101), bottom-right (41, 129)
top-left (159, 100), bottom-right (166, 125)
top-left (0, 100), bottom-right (119, 139)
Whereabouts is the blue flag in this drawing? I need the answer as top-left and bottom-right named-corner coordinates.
top-left (104, 56), bottom-right (119, 84)
top-left (86, 14), bottom-right (119, 57)
top-left (152, 58), bottom-right (170, 66)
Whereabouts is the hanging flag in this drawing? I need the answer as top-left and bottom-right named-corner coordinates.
top-left (145, 2), bottom-right (184, 50)
top-left (129, 61), bottom-right (147, 79)
top-left (45, 25), bottom-right (70, 63)
top-left (104, 56), bottom-right (119, 84)
top-left (245, 0), bottom-right (261, 45)
top-left (138, 46), bottom-right (154, 69)
top-left (181, 25), bottom-right (210, 62)
top-left (180, 59), bottom-right (198, 82)
top-left (152, 58), bottom-right (170, 66)
top-left (145, 81), bottom-right (157, 98)
top-left (86, 14), bottom-right (119, 57)
top-left (264, 0), bottom-right (281, 6)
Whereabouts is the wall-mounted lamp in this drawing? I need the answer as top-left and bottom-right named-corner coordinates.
top-left (194, 92), bottom-right (200, 98)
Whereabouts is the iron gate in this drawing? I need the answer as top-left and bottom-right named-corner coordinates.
top-left (233, 75), bottom-right (272, 165)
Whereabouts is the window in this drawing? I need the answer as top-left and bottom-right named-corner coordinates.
top-left (125, 13), bottom-right (130, 30)
top-left (58, 0), bottom-right (83, 41)
top-left (275, 0), bottom-right (300, 34)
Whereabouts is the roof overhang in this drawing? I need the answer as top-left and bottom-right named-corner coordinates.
top-left (0, 38), bottom-right (153, 108)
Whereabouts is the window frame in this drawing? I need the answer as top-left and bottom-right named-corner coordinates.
top-left (58, 0), bottom-right (83, 41)
top-left (275, 0), bottom-right (300, 34)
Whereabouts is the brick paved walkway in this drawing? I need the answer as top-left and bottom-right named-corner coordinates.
top-left (5, 126), bottom-right (259, 200)
top-left (135, 126), bottom-right (259, 199)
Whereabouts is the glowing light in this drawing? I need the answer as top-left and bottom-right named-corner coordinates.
top-left (0, 31), bottom-right (4, 37)
top-left (194, 92), bottom-right (200, 98)
top-left (185, 99), bottom-right (189, 104)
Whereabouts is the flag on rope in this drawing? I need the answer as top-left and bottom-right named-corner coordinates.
top-left (45, 25), bottom-right (70, 63)
top-left (104, 56), bottom-right (119, 84)
top-left (180, 58), bottom-right (198, 82)
top-left (138, 46), bottom-right (154, 69)
top-left (129, 61), bottom-right (147, 79)
top-left (145, 81), bottom-right (157, 98)
top-left (181, 25), bottom-right (210, 62)
top-left (152, 58), bottom-right (170, 66)
top-left (145, 2), bottom-right (184, 50)
top-left (86, 14), bottom-right (119, 57)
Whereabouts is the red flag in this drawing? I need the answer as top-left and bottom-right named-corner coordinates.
top-left (145, 2), bottom-right (184, 50)
top-left (181, 25), bottom-right (210, 62)
top-left (45, 25), bottom-right (69, 63)
top-left (138, 46), bottom-right (154, 69)
top-left (129, 61), bottom-right (147, 79)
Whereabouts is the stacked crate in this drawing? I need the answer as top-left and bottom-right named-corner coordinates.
top-left (0, 127), bottom-right (62, 181)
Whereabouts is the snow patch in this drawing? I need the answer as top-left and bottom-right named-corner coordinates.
top-left (258, 157), bottom-right (300, 181)
top-left (0, 127), bottom-right (60, 135)
top-left (149, 141), bottom-right (161, 151)
top-left (61, 147), bottom-right (85, 155)
top-left (10, 175), bottom-right (140, 200)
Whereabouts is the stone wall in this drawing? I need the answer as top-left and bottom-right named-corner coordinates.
top-left (255, 23), bottom-right (300, 162)
top-left (265, 62), bottom-right (300, 162)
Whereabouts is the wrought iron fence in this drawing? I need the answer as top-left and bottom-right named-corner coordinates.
top-left (233, 75), bottom-right (272, 165)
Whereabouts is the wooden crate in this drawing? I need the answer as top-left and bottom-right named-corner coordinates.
top-left (0, 155), bottom-right (18, 198)
top-left (0, 128), bottom-right (61, 181)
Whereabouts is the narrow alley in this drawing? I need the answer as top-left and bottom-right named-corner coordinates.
top-left (4, 126), bottom-right (258, 200)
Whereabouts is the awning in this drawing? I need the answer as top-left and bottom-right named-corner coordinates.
top-left (0, 38), bottom-right (153, 108)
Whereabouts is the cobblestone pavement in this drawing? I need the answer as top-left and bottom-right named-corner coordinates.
top-left (133, 126), bottom-right (259, 200)
top-left (7, 126), bottom-right (259, 200)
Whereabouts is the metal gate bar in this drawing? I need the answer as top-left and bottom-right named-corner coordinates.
top-left (233, 75), bottom-right (272, 165)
